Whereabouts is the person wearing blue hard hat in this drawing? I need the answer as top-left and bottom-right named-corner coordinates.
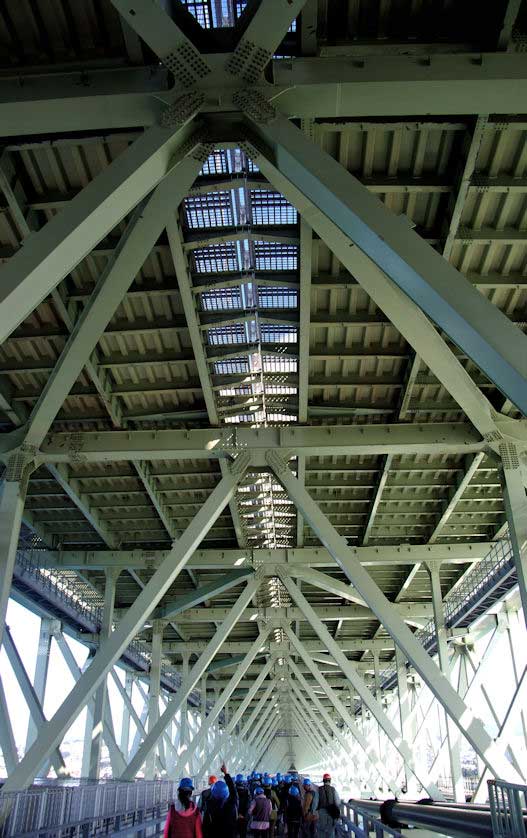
top-left (301, 778), bottom-right (319, 838)
top-left (236, 773), bottom-right (250, 838)
top-left (262, 777), bottom-right (280, 838)
top-left (202, 762), bottom-right (238, 838)
top-left (248, 785), bottom-right (272, 837)
top-left (284, 785), bottom-right (302, 838)
top-left (164, 778), bottom-right (202, 838)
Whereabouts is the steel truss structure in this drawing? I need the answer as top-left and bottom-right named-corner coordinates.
top-left (0, 0), bottom-right (526, 808)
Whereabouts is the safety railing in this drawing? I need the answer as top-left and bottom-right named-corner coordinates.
top-left (13, 549), bottom-right (184, 696)
top-left (337, 801), bottom-right (403, 837)
top-left (0, 779), bottom-right (180, 838)
top-left (379, 534), bottom-right (515, 691)
top-left (488, 778), bottom-right (527, 837)
top-left (15, 550), bottom-right (103, 628)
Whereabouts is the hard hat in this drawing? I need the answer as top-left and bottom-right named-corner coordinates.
top-left (271, 778), bottom-right (278, 787)
top-left (303, 778), bottom-right (311, 787)
top-left (211, 780), bottom-right (229, 801)
top-left (284, 775), bottom-right (291, 783)
top-left (289, 786), bottom-right (300, 797)
top-left (208, 775), bottom-right (218, 785)
top-left (323, 773), bottom-right (331, 781)
top-left (235, 774), bottom-right (245, 784)
top-left (276, 773), bottom-right (282, 780)
top-left (254, 786), bottom-right (264, 796)
top-left (178, 777), bottom-right (194, 791)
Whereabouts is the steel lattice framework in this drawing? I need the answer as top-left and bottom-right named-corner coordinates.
top-left (0, 0), bottom-right (525, 804)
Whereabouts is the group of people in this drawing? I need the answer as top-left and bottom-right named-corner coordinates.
top-left (163, 764), bottom-right (340, 838)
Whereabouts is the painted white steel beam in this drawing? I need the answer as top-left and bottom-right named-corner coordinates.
top-left (29, 423), bottom-right (485, 464)
top-left (0, 455), bottom-right (249, 793)
top-left (0, 678), bottom-right (17, 774)
top-left (15, 154), bottom-right (203, 450)
top-left (197, 658), bottom-right (276, 775)
top-left (120, 577), bottom-right (259, 779)
top-left (427, 563), bottom-right (464, 801)
top-left (2, 57), bottom-right (527, 138)
top-left (269, 452), bottom-right (521, 783)
top-left (296, 215), bottom-right (312, 546)
top-left (429, 453), bottom-right (486, 542)
top-left (0, 109), bottom-right (201, 346)
top-left (166, 214), bottom-right (247, 547)
top-left (86, 570), bottom-right (119, 779)
top-left (226, 0), bottom-right (308, 81)
top-left (245, 113), bottom-right (527, 414)
top-left (176, 631), bottom-right (269, 776)
top-left (271, 54), bottom-right (527, 118)
top-left (286, 636), bottom-right (400, 795)
top-left (286, 565), bottom-right (366, 607)
top-left (140, 602), bottom-right (432, 623)
top-left (282, 580), bottom-right (440, 797)
top-left (49, 542), bottom-right (494, 570)
top-left (0, 460), bottom-right (32, 649)
top-left (145, 621), bottom-right (163, 779)
top-left (52, 630), bottom-right (125, 776)
top-left (24, 618), bottom-right (52, 753)
top-left (3, 628), bottom-right (67, 778)
top-left (157, 569), bottom-right (254, 619)
top-left (502, 443), bottom-right (527, 628)
top-left (244, 136), bottom-right (505, 439)
top-left (111, 0), bottom-right (212, 86)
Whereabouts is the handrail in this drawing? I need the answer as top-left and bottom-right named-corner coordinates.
top-left (338, 801), bottom-right (403, 837)
top-left (378, 534), bottom-right (515, 692)
top-left (0, 779), bottom-right (187, 837)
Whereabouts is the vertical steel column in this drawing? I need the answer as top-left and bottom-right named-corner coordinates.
top-left (427, 562), bottom-right (464, 801)
top-left (120, 671), bottom-right (134, 758)
top-left (0, 454), bottom-right (33, 649)
top-left (395, 647), bottom-right (419, 796)
top-left (501, 443), bottom-right (527, 629)
top-left (178, 652), bottom-right (190, 773)
top-left (504, 605), bottom-right (527, 751)
top-left (25, 618), bottom-right (52, 752)
top-left (86, 569), bottom-right (119, 779)
top-left (201, 674), bottom-right (207, 724)
top-left (145, 621), bottom-right (163, 780)
top-left (0, 677), bottom-right (17, 773)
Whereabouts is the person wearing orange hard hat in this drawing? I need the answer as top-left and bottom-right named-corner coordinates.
top-left (199, 775), bottom-right (218, 817)
top-left (317, 773), bottom-right (341, 838)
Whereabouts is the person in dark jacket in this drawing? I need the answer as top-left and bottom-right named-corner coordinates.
top-left (236, 774), bottom-right (250, 838)
top-left (285, 785), bottom-right (302, 838)
top-left (248, 787), bottom-right (272, 838)
top-left (199, 775), bottom-right (218, 816)
top-left (202, 763), bottom-right (238, 838)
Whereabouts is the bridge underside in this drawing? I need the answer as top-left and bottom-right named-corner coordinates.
top-left (0, 0), bottom-right (526, 806)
